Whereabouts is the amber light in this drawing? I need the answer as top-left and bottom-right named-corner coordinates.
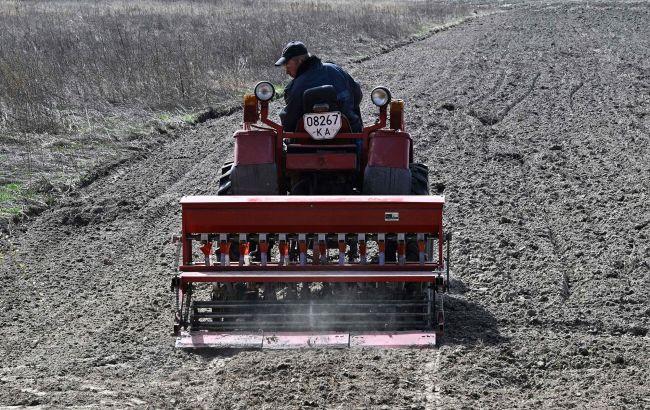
top-left (390, 99), bottom-right (404, 130)
top-left (243, 93), bottom-right (258, 123)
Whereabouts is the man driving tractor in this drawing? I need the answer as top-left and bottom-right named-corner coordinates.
top-left (275, 41), bottom-right (363, 133)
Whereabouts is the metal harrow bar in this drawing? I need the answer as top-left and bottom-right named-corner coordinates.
top-left (189, 298), bottom-right (435, 332)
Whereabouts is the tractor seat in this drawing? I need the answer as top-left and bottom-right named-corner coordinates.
top-left (303, 85), bottom-right (339, 113)
top-left (291, 85), bottom-right (354, 134)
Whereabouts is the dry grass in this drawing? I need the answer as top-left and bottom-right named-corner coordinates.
top-left (0, 0), bottom-right (472, 133)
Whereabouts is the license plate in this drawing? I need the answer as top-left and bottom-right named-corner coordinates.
top-left (303, 111), bottom-right (342, 140)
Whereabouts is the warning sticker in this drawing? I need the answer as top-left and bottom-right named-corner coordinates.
top-left (384, 212), bottom-right (400, 221)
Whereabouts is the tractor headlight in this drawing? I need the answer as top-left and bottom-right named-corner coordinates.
top-left (254, 81), bottom-right (275, 102)
top-left (371, 86), bottom-right (391, 107)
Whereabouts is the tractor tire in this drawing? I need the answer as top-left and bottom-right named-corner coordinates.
top-left (410, 163), bottom-right (430, 195)
top-left (406, 163), bottom-right (430, 261)
top-left (379, 164), bottom-right (430, 263)
top-left (362, 166), bottom-right (411, 195)
top-left (217, 161), bottom-right (276, 265)
top-left (216, 161), bottom-right (240, 262)
top-left (218, 162), bottom-right (233, 196)
top-left (219, 161), bottom-right (279, 195)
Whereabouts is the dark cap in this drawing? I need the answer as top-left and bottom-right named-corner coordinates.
top-left (275, 41), bottom-right (308, 66)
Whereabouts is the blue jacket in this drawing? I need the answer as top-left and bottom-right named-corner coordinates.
top-left (280, 56), bottom-right (362, 132)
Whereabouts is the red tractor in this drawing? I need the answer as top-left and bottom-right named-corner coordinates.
top-left (171, 82), bottom-right (449, 349)
top-left (218, 82), bottom-right (430, 197)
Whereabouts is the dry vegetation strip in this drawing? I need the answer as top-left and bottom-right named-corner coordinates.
top-left (0, 0), bottom-right (479, 231)
top-left (0, 0), bottom-right (473, 133)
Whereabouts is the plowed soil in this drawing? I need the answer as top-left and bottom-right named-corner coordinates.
top-left (1, 2), bottom-right (648, 408)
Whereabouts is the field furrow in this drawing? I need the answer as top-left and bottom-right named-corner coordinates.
top-left (1, 2), bottom-right (648, 408)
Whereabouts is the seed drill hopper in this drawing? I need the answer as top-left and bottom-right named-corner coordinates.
top-left (171, 82), bottom-right (450, 349)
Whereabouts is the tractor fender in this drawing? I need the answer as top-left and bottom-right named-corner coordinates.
top-left (366, 130), bottom-right (411, 169)
top-left (233, 129), bottom-right (276, 166)
top-left (228, 130), bottom-right (279, 195)
top-left (362, 130), bottom-right (412, 195)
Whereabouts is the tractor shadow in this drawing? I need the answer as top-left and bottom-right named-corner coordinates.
top-left (440, 277), bottom-right (506, 346)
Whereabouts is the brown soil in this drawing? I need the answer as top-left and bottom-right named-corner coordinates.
top-left (1, 2), bottom-right (648, 408)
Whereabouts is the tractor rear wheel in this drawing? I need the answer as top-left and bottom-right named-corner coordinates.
top-left (218, 162), bottom-right (233, 196)
top-left (402, 163), bottom-right (430, 295)
top-left (382, 163), bottom-right (430, 262)
top-left (406, 163), bottom-right (430, 260)
top-left (410, 163), bottom-right (430, 195)
top-left (215, 162), bottom-right (237, 301)
top-left (217, 161), bottom-right (274, 270)
top-left (215, 161), bottom-right (241, 270)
